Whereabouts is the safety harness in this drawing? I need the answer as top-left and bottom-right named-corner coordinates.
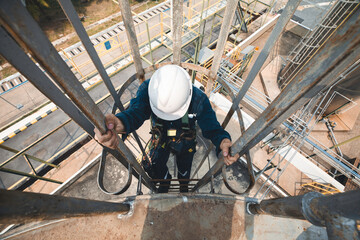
top-left (149, 112), bottom-right (196, 149)
top-left (141, 112), bottom-right (196, 174)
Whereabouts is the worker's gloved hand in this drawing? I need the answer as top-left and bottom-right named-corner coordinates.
top-left (220, 138), bottom-right (240, 166)
top-left (94, 114), bottom-right (125, 149)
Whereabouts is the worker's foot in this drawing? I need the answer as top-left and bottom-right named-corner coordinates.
top-left (157, 174), bottom-right (172, 193)
top-left (158, 184), bottom-right (170, 193)
top-left (180, 185), bottom-right (188, 193)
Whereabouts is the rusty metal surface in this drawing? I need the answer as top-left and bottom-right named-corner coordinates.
top-left (309, 190), bottom-right (360, 225)
top-left (0, 190), bottom-right (130, 224)
top-left (207, 0), bottom-right (238, 94)
top-left (3, 194), bottom-right (326, 240)
top-left (171, 0), bottom-right (183, 65)
top-left (249, 194), bottom-right (306, 220)
top-left (118, 0), bottom-right (145, 82)
top-left (249, 190), bottom-right (360, 239)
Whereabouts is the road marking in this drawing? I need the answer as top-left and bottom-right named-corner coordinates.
top-left (1, 104), bottom-right (59, 144)
top-left (8, 132), bottom-right (16, 138)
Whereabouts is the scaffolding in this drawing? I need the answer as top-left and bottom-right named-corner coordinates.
top-left (278, 0), bottom-right (360, 89)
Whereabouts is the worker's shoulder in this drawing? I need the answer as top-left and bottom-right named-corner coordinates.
top-left (137, 79), bottom-right (150, 93)
top-left (191, 86), bottom-right (208, 112)
top-left (192, 85), bottom-right (207, 99)
top-left (193, 85), bottom-right (209, 102)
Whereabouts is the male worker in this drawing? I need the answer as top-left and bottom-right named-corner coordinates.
top-left (95, 65), bottom-right (239, 193)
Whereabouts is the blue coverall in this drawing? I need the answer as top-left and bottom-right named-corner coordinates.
top-left (116, 80), bottom-right (230, 192)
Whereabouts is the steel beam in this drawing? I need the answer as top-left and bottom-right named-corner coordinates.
top-left (118, 0), bottom-right (145, 82)
top-left (0, 144), bottom-right (57, 169)
top-left (0, 1), bottom-right (156, 191)
top-left (0, 168), bottom-right (63, 185)
top-left (57, 0), bottom-right (122, 109)
top-left (192, 6), bottom-right (360, 192)
top-left (206, 0), bottom-right (238, 95)
top-left (171, 0), bottom-right (183, 65)
top-left (0, 189), bottom-right (129, 224)
top-left (235, 2), bottom-right (248, 33)
top-left (221, 0), bottom-right (301, 127)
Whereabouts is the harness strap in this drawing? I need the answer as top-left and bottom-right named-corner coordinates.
top-left (181, 111), bottom-right (190, 131)
top-left (150, 111), bottom-right (196, 145)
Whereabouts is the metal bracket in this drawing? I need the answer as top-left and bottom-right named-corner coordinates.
top-left (245, 197), bottom-right (260, 215)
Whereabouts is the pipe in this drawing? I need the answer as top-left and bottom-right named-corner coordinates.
top-left (0, 189), bottom-right (129, 224)
top-left (248, 190), bottom-right (360, 225)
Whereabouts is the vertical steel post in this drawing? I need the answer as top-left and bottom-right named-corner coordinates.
top-left (172, 0), bottom-right (183, 65)
top-left (206, 0), bottom-right (238, 95)
top-left (221, 0), bottom-right (301, 126)
top-left (57, 0), bottom-right (122, 109)
top-left (0, 1), bottom-right (156, 191)
top-left (58, 0), bottom-right (152, 175)
top-left (191, 0), bottom-right (206, 83)
top-left (23, 155), bottom-right (37, 176)
top-left (118, 0), bottom-right (145, 82)
top-left (192, 6), bottom-right (360, 192)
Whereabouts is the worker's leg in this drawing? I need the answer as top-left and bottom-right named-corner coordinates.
top-left (176, 140), bottom-right (196, 192)
top-left (148, 145), bottom-right (171, 193)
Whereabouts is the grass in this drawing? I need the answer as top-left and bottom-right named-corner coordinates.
top-left (53, 0), bottom-right (166, 51)
top-left (0, 66), bottom-right (18, 79)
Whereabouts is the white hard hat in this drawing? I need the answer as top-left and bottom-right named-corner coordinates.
top-left (148, 65), bottom-right (192, 121)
